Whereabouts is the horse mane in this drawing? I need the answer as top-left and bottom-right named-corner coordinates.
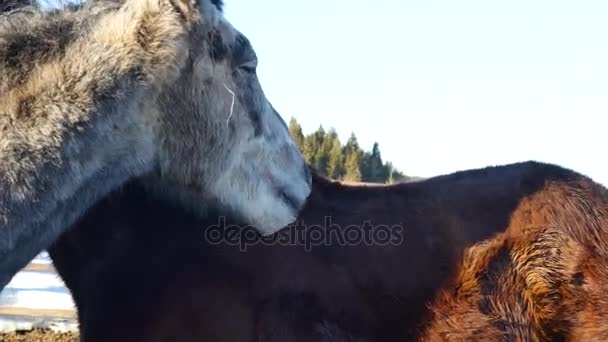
top-left (0, 0), bottom-right (28, 13)
top-left (0, 0), bottom-right (93, 13)
top-left (0, 0), bottom-right (224, 14)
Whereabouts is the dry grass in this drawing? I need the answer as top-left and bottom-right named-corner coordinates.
top-left (0, 328), bottom-right (78, 341)
top-left (19, 263), bottom-right (55, 273)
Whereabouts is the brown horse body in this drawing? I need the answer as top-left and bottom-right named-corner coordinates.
top-left (48, 161), bottom-right (608, 341)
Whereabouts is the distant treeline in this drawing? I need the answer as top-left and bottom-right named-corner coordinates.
top-left (289, 118), bottom-right (408, 183)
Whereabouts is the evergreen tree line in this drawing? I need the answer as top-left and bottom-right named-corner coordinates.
top-left (288, 118), bottom-right (407, 183)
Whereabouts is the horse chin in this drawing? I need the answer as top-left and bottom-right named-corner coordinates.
top-left (225, 186), bottom-right (299, 235)
top-left (210, 159), bottom-right (310, 234)
top-left (253, 206), bottom-right (296, 236)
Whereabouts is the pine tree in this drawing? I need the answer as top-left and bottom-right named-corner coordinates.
top-left (360, 151), bottom-right (372, 181)
top-left (344, 133), bottom-right (360, 156)
top-left (368, 142), bottom-right (384, 182)
top-left (317, 128), bottom-right (339, 175)
top-left (343, 150), bottom-right (362, 182)
top-left (302, 134), bottom-right (318, 165)
top-left (288, 117), bottom-right (305, 150)
top-left (392, 170), bottom-right (406, 182)
top-left (326, 137), bottom-right (344, 179)
top-left (289, 120), bottom-right (409, 183)
top-left (313, 126), bottom-right (329, 173)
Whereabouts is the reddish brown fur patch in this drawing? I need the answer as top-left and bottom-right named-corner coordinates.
top-left (420, 180), bottom-right (608, 341)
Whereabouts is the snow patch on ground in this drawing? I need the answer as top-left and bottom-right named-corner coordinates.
top-left (32, 252), bottom-right (53, 265)
top-left (0, 272), bottom-right (74, 310)
top-left (0, 316), bottom-right (78, 333)
top-left (0, 253), bottom-right (77, 332)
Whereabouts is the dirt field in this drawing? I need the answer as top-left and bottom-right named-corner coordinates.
top-left (0, 329), bottom-right (78, 341)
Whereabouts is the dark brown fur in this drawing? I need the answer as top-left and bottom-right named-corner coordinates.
top-left (48, 161), bottom-right (608, 341)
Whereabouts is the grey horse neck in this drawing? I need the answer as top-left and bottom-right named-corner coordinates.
top-left (0, 0), bottom-right (192, 289)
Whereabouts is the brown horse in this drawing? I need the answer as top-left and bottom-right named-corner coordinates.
top-left (48, 161), bottom-right (608, 341)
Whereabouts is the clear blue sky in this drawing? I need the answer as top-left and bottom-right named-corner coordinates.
top-left (224, 0), bottom-right (608, 185)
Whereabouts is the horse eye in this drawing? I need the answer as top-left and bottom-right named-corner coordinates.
top-left (234, 34), bottom-right (257, 73)
top-left (239, 59), bottom-right (258, 73)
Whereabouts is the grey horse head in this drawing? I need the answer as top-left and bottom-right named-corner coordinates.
top-left (147, 0), bottom-right (312, 234)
